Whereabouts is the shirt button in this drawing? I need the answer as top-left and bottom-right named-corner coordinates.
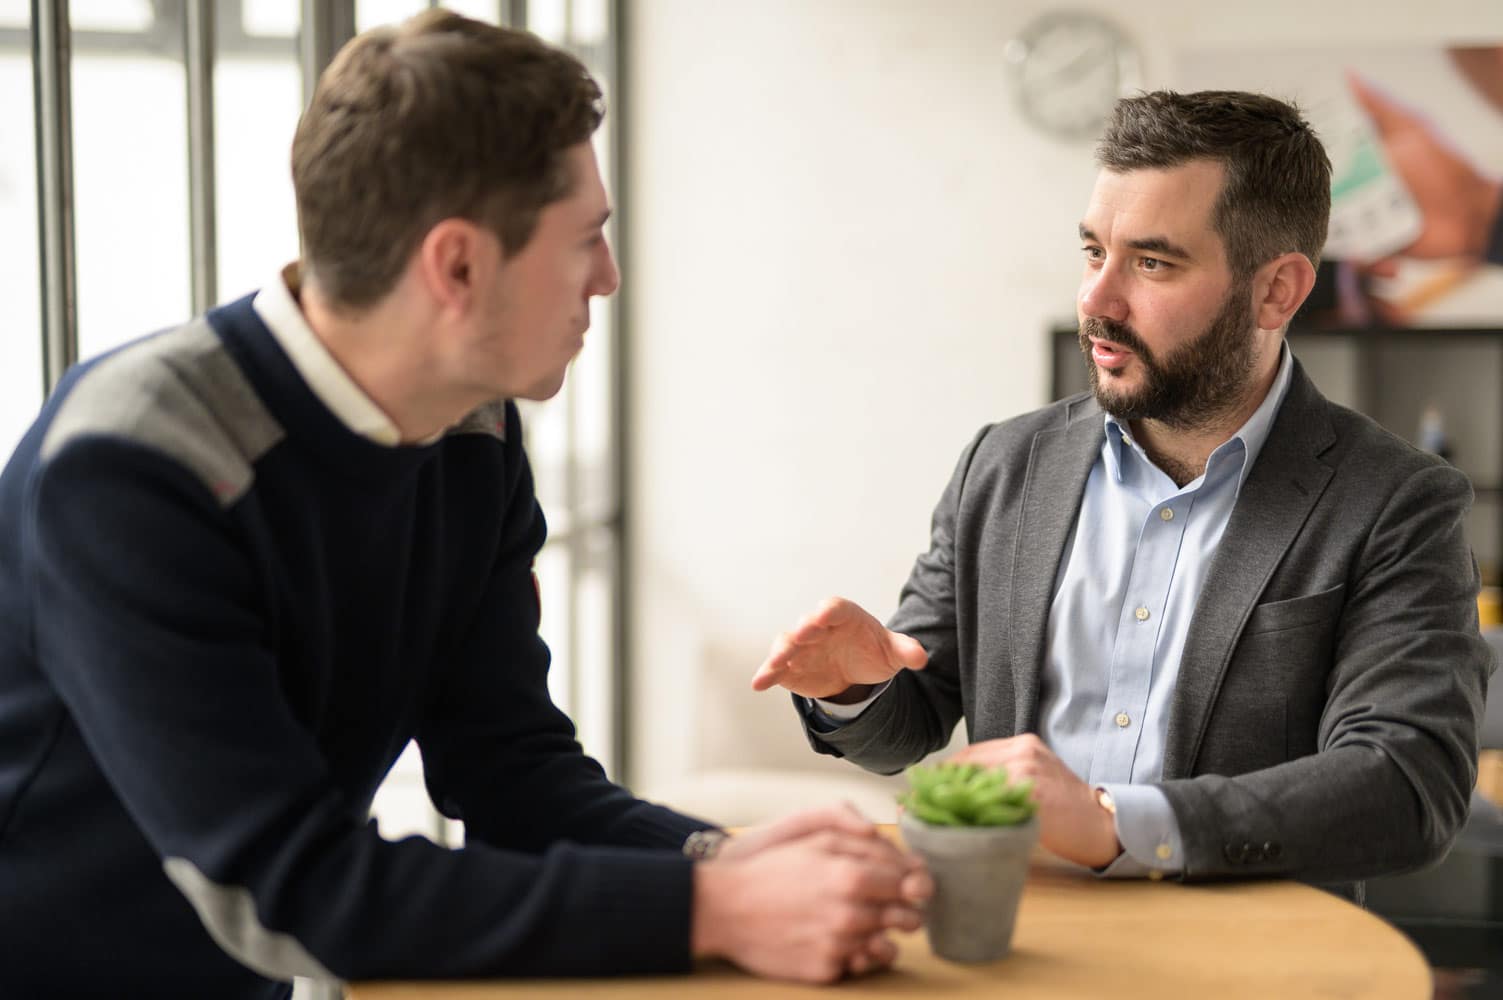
top-left (1148, 869), bottom-right (1165, 882)
top-left (1159, 507), bottom-right (1174, 521)
top-left (1134, 606), bottom-right (1151, 622)
top-left (1115, 712), bottom-right (1131, 728)
top-left (1155, 843), bottom-right (1173, 860)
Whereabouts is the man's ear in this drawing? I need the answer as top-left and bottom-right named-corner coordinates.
top-left (416, 219), bottom-right (492, 316)
top-left (1253, 252), bottom-right (1318, 331)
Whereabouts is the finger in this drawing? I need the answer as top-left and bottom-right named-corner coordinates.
top-left (1346, 70), bottom-right (1414, 136)
top-left (877, 902), bottom-right (924, 933)
top-left (750, 637), bottom-right (796, 691)
top-left (761, 804), bottom-right (876, 845)
top-left (820, 829), bottom-right (912, 867)
top-left (814, 595), bottom-right (856, 625)
top-left (818, 842), bottom-right (909, 888)
top-left (847, 932), bottom-right (897, 977)
top-left (951, 743), bottom-right (1015, 768)
top-left (749, 659), bottom-right (784, 691)
top-left (900, 868), bottom-right (934, 905)
top-left (828, 855), bottom-right (911, 903)
top-left (862, 932), bottom-right (899, 971)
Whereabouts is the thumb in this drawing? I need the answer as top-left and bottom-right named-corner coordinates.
top-left (887, 631), bottom-right (928, 671)
top-left (761, 803), bottom-right (875, 845)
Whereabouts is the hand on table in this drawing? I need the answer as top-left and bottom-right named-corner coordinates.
top-left (692, 804), bottom-right (932, 983)
top-left (951, 734), bottom-right (1121, 869)
top-left (750, 597), bottom-right (927, 701)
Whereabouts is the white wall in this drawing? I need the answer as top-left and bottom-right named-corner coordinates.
top-left (623, 0), bottom-right (1503, 797)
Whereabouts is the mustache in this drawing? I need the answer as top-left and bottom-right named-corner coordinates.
top-left (1079, 317), bottom-right (1150, 357)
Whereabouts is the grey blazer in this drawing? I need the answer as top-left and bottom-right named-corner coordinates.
top-left (803, 360), bottom-right (1492, 898)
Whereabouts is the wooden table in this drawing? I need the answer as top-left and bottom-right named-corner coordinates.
top-left (348, 852), bottom-right (1430, 999)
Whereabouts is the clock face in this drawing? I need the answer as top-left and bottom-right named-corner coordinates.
top-left (1005, 12), bottom-right (1141, 141)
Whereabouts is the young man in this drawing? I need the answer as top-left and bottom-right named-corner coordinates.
top-left (755, 90), bottom-right (1492, 900)
top-left (0, 12), bottom-right (926, 998)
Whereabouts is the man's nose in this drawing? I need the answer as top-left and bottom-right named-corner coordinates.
top-left (1079, 268), bottom-right (1128, 324)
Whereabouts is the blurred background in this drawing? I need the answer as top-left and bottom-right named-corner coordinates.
top-left (9, 2), bottom-right (1503, 993)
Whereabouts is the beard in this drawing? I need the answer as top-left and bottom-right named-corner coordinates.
top-left (1078, 278), bottom-right (1259, 431)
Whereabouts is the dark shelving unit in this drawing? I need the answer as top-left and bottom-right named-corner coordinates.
top-left (1050, 324), bottom-right (1503, 584)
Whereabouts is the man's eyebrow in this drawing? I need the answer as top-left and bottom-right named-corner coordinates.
top-left (1125, 235), bottom-right (1193, 260)
top-left (1078, 224), bottom-right (1194, 261)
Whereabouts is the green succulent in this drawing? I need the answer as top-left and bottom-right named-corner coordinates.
top-left (899, 761), bottom-right (1037, 827)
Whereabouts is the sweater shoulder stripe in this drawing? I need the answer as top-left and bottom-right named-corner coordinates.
top-left (163, 856), bottom-right (336, 983)
top-left (40, 318), bottom-right (284, 507)
top-left (449, 398), bottom-right (511, 442)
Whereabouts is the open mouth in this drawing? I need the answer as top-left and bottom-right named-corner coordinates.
top-left (1089, 337), bottom-right (1134, 368)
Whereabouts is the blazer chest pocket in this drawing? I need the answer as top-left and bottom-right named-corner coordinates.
top-left (1241, 583), bottom-right (1346, 636)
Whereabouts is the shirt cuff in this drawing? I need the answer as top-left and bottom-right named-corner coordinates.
top-left (805, 679), bottom-right (894, 727)
top-left (1094, 783), bottom-right (1184, 879)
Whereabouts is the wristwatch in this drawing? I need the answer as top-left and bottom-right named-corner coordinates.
top-left (681, 828), bottom-right (730, 860)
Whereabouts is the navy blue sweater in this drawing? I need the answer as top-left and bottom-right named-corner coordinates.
top-left (0, 296), bottom-right (708, 998)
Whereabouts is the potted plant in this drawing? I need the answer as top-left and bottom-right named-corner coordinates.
top-left (898, 761), bottom-right (1039, 963)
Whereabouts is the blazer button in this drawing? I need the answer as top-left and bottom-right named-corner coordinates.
top-left (1223, 843), bottom-right (1246, 864)
top-left (1263, 841), bottom-right (1282, 861)
top-left (1243, 842), bottom-right (1264, 863)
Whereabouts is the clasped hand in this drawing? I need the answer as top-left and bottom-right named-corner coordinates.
top-left (692, 804), bottom-right (933, 984)
top-left (952, 734), bottom-right (1122, 869)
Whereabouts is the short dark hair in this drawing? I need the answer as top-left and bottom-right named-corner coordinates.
top-left (291, 9), bottom-right (604, 309)
top-left (1096, 90), bottom-right (1331, 277)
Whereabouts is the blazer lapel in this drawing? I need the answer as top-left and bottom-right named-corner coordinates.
top-left (1161, 361), bottom-right (1336, 778)
top-left (1010, 395), bottom-right (1104, 733)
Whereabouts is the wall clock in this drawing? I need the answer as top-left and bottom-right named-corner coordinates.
top-left (1005, 11), bottom-right (1142, 141)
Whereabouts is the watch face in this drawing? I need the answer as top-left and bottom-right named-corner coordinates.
top-left (1006, 12), bottom-right (1141, 141)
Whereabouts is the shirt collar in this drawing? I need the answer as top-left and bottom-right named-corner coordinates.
top-left (252, 263), bottom-right (405, 447)
top-left (1103, 340), bottom-right (1294, 496)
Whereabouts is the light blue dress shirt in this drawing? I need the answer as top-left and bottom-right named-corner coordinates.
top-left (815, 344), bottom-right (1294, 878)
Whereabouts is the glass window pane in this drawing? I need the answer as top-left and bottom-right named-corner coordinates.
top-left (370, 741), bottom-right (459, 842)
top-left (73, 51), bottom-right (191, 358)
top-left (0, 1), bottom-right (26, 29)
top-left (570, 0), bottom-right (607, 47)
top-left (574, 530), bottom-right (615, 774)
top-left (527, 0), bottom-right (567, 44)
top-left (70, 0), bottom-right (153, 33)
top-left (214, 32), bottom-right (300, 302)
top-left (0, 50), bottom-right (42, 458)
top-left (356, 0), bottom-right (431, 32)
top-left (445, 0), bottom-right (500, 24)
top-left (519, 387), bottom-right (572, 535)
top-left (572, 130), bottom-right (615, 518)
top-left (536, 542), bottom-right (573, 716)
top-left (241, 0), bottom-right (299, 38)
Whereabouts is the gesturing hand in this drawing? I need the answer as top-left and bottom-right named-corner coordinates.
top-left (952, 734), bottom-right (1121, 869)
top-left (750, 596), bottom-right (927, 700)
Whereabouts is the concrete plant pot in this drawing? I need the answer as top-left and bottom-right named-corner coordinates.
top-left (899, 811), bottom-right (1039, 963)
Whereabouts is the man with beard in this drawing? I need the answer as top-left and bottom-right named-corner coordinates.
top-left (753, 90), bottom-right (1492, 896)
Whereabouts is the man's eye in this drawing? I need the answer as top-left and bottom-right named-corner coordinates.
top-left (1081, 246), bottom-right (1103, 261)
top-left (1140, 257), bottom-right (1168, 272)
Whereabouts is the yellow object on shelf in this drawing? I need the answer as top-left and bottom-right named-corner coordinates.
top-left (1479, 587), bottom-right (1502, 629)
